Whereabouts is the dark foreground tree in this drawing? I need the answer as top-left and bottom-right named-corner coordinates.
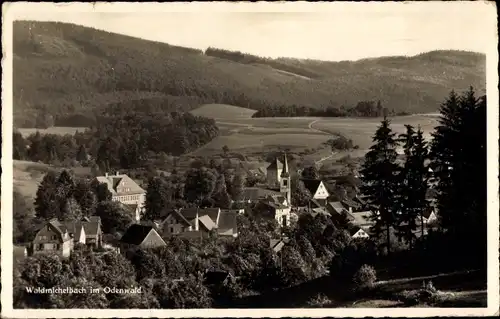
top-left (360, 116), bottom-right (400, 254)
top-left (430, 88), bottom-right (486, 266)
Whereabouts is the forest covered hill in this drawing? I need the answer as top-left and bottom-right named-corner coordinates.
top-left (13, 21), bottom-right (486, 128)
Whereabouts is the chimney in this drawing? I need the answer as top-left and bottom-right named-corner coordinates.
top-left (105, 172), bottom-right (108, 177)
top-left (116, 171), bottom-right (120, 176)
top-left (349, 207), bottom-right (353, 214)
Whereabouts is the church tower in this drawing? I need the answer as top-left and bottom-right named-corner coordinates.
top-left (280, 152), bottom-right (291, 205)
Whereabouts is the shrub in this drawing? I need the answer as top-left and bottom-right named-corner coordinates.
top-left (306, 293), bottom-right (331, 308)
top-left (352, 264), bottom-right (377, 291)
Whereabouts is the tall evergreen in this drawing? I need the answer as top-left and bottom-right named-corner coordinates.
top-left (396, 125), bottom-right (430, 247)
top-left (430, 87), bottom-right (486, 265)
top-left (360, 116), bottom-right (400, 254)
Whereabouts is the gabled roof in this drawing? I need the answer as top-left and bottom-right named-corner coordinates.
top-left (349, 226), bottom-right (368, 237)
top-left (198, 215), bottom-right (218, 231)
top-left (422, 207), bottom-right (436, 219)
top-left (342, 198), bottom-right (362, 210)
top-left (95, 173), bottom-right (145, 196)
top-left (310, 198), bottom-right (327, 208)
top-left (267, 158), bottom-right (283, 170)
top-left (47, 219), bottom-right (69, 241)
top-left (63, 222), bottom-right (84, 239)
top-left (328, 201), bottom-right (347, 215)
top-left (281, 153), bottom-right (290, 177)
top-left (217, 211), bottom-right (238, 236)
top-left (180, 208), bottom-right (220, 224)
top-left (120, 224), bottom-right (156, 245)
top-left (301, 179), bottom-right (323, 195)
top-left (164, 209), bottom-right (192, 226)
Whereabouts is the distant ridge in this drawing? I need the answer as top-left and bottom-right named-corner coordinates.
top-left (13, 20), bottom-right (486, 128)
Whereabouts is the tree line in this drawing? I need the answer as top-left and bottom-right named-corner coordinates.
top-left (252, 100), bottom-right (409, 118)
top-left (13, 107), bottom-right (219, 170)
top-left (360, 87), bottom-right (486, 268)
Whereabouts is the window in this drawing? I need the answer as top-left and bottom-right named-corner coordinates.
top-left (56, 244), bottom-right (61, 250)
top-left (38, 244), bottom-right (44, 250)
top-left (51, 235), bottom-right (57, 240)
top-left (283, 179), bottom-right (288, 187)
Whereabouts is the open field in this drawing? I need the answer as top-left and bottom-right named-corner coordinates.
top-left (17, 126), bottom-right (87, 138)
top-left (191, 114), bottom-right (439, 157)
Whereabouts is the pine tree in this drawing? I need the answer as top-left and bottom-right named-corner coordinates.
top-left (396, 125), bottom-right (430, 248)
top-left (360, 116), bottom-right (400, 254)
top-left (430, 88), bottom-right (486, 265)
top-left (76, 145), bottom-right (88, 162)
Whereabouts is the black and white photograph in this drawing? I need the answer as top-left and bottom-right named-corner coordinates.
top-left (1, 1), bottom-right (498, 317)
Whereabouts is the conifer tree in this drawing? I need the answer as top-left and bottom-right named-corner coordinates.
top-left (360, 116), bottom-right (400, 254)
top-left (396, 125), bottom-right (430, 247)
top-left (34, 171), bottom-right (61, 219)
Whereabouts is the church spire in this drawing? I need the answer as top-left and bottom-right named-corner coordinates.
top-left (281, 152), bottom-right (289, 177)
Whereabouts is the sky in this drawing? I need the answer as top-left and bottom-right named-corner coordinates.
top-left (5, 2), bottom-right (497, 61)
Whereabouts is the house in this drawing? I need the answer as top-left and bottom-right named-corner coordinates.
top-left (120, 224), bottom-right (167, 250)
top-left (420, 208), bottom-right (438, 225)
top-left (349, 226), bottom-right (370, 239)
top-left (256, 195), bottom-right (292, 227)
top-left (301, 179), bottom-right (330, 202)
top-left (341, 198), bottom-right (363, 213)
top-left (63, 216), bottom-right (103, 249)
top-left (80, 216), bottom-right (103, 249)
top-left (96, 172), bottom-right (145, 221)
top-left (349, 211), bottom-right (375, 229)
top-left (32, 219), bottom-right (74, 257)
top-left (159, 207), bottom-right (238, 238)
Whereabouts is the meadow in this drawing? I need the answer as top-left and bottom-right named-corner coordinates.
top-left (189, 104), bottom-right (440, 158)
top-left (17, 126), bottom-right (87, 138)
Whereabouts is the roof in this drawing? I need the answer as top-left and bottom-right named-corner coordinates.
top-left (46, 219), bottom-right (68, 241)
top-left (281, 153), bottom-right (290, 177)
top-left (120, 224), bottom-right (156, 245)
top-left (63, 222), bottom-right (84, 239)
top-left (310, 198), bottom-right (327, 208)
top-left (95, 173), bottom-right (145, 196)
top-left (217, 210), bottom-right (238, 236)
top-left (349, 211), bottom-right (374, 226)
top-left (267, 158), bottom-right (283, 171)
top-left (198, 215), bottom-right (218, 231)
top-left (342, 198), bottom-right (362, 210)
top-left (328, 201), bottom-right (347, 215)
top-left (240, 187), bottom-right (282, 201)
top-left (423, 208), bottom-right (436, 219)
top-left (262, 201), bottom-right (288, 210)
top-left (13, 245), bottom-right (27, 259)
top-left (164, 210), bottom-right (192, 226)
top-left (270, 239), bottom-right (286, 253)
top-left (180, 208), bottom-right (220, 223)
top-left (301, 179), bottom-right (322, 195)
top-left (349, 226), bottom-right (368, 237)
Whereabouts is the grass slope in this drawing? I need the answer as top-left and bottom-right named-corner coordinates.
top-left (14, 21), bottom-right (485, 127)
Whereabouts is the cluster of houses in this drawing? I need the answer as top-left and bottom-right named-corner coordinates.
top-left (27, 154), bottom-right (437, 258)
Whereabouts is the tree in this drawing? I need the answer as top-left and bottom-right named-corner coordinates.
top-left (91, 179), bottom-right (112, 202)
top-left (291, 176), bottom-right (311, 206)
top-left (154, 275), bottom-right (212, 308)
top-left (13, 131), bottom-right (27, 160)
top-left (360, 116), bottom-right (400, 254)
top-left (76, 144), bottom-right (88, 162)
top-left (301, 166), bottom-right (319, 180)
top-left (34, 171), bottom-right (61, 219)
top-left (95, 201), bottom-right (134, 236)
top-left (144, 177), bottom-right (171, 221)
top-left (228, 172), bottom-right (245, 201)
top-left (59, 197), bottom-right (83, 221)
top-left (184, 168), bottom-right (217, 205)
top-left (212, 173), bottom-right (232, 209)
top-left (430, 88), bottom-right (486, 265)
top-left (73, 180), bottom-right (98, 217)
top-left (395, 125), bottom-right (421, 247)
